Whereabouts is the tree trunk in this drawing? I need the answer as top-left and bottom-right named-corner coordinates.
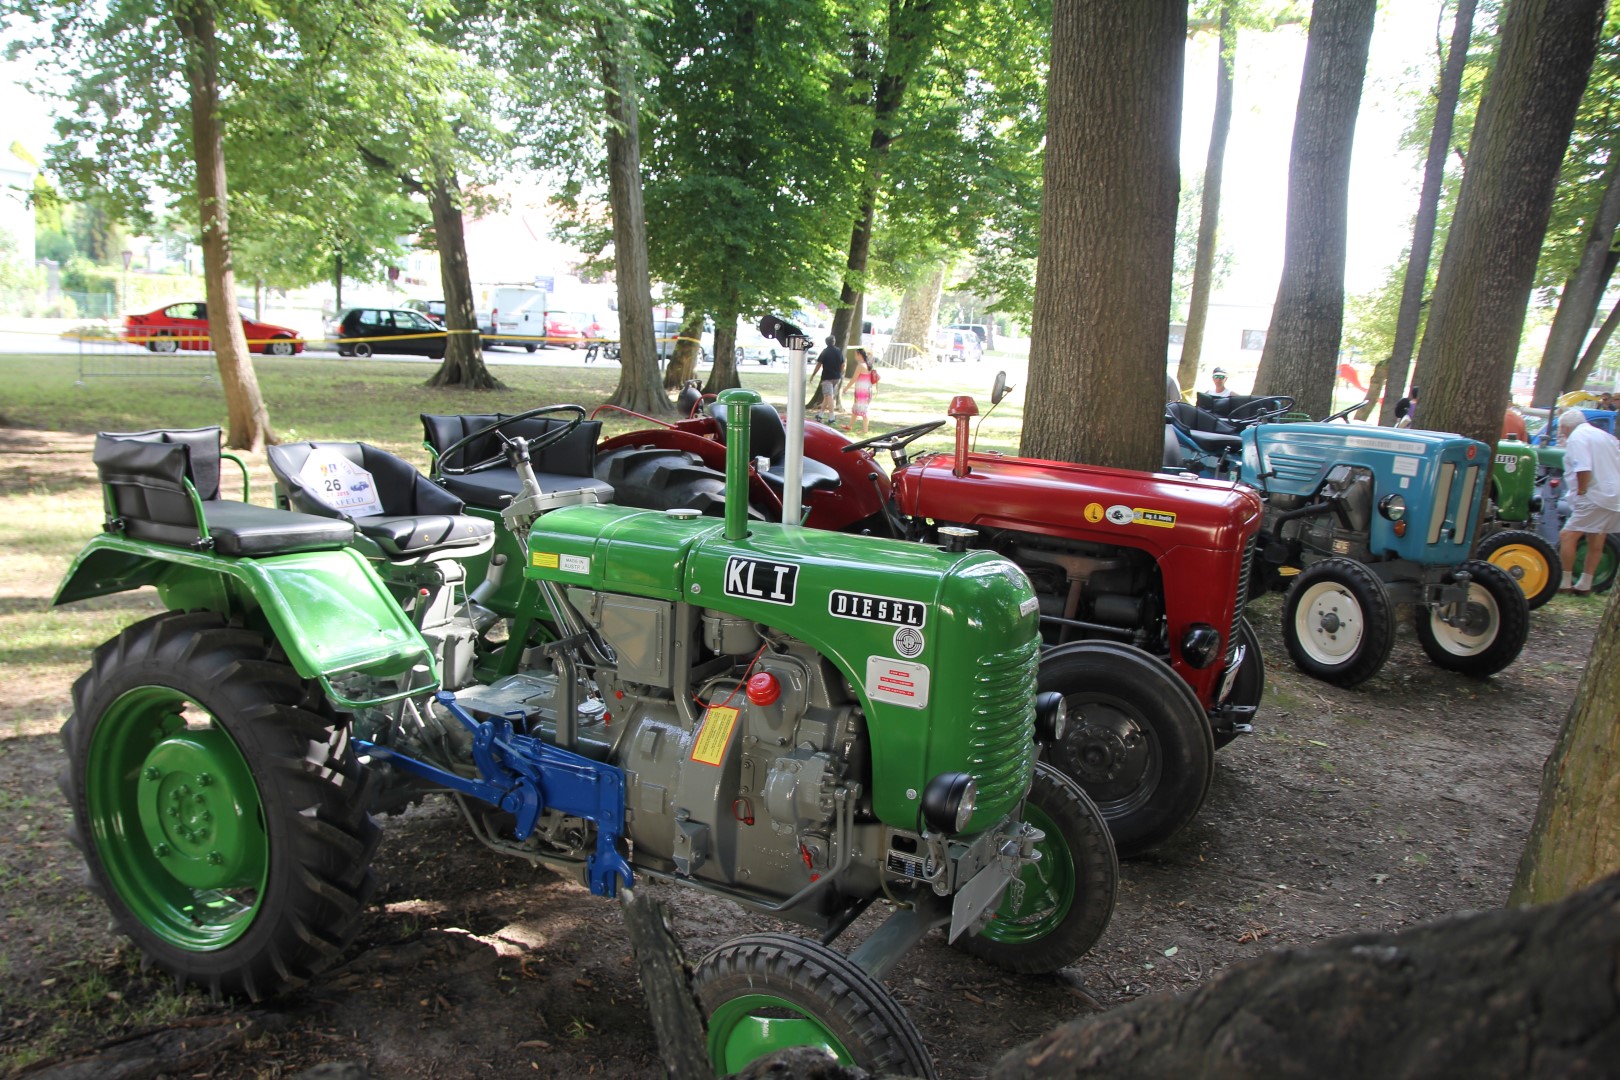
top-left (1379, 0), bottom-right (1476, 426)
top-left (1022, 1), bottom-right (1185, 470)
top-left (703, 308), bottom-right (741, 395)
top-left (1534, 157), bottom-right (1620, 405)
top-left (1252, 0), bottom-right (1376, 421)
top-left (1569, 286), bottom-right (1620, 391)
top-left (424, 164), bottom-right (502, 390)
top-left (1177, 5), bottom-right (1235, 394)
top-left (1414, 0), bottom-right (1604, 453)
top-left (892, 263), bottom-right (946, 365)
top-left (1512, 593), bottom-right (1620, 904)
top-left (175, 1), bottom-right (271, 453)
top-left (830, 197), bottom-right (877, 347)
top-left (1356, 358), bottom-right (1386, 420)
top-left (599, 19), bottom-right (671, 416)
top-left (334, 251), bottom-right (343, 314)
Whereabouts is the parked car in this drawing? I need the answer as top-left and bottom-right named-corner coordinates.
top-left (653, 318), bottom-right (710, 361)
top-left (933, 327), bottom-right (982, 363)
top-left (540, 311), bottom-right (585, 349)
top-left (948, 323), bottom-right (992, 349)
top-left (123, 302), bottom-right (302, 356)
top-left (401, 299), bottom-right (447, 326)
top-left (735, 324), bottom-right (779, 365)
top-left (489, 287), bottom-right (549, 350)
top-left (572, 311), bottom-right (618, 346)
top-left (334, 307), bottom-right (449, 359)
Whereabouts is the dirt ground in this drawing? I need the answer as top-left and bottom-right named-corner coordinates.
top-left (0, 431), bottom-right (1603, 1078)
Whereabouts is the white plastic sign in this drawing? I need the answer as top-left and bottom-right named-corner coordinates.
top-left (299, 448), bottom-right (385, 517)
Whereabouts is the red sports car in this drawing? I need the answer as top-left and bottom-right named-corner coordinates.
top-left (123, 302), bottom-right (303, 355)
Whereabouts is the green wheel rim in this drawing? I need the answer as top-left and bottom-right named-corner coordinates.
top-left (85, 686), bottom-right (268, 950)
top-left (976, 796), bottom-right (1075, 945)
top-left (706, 993), bottom-right (854, 1073)
top-left (1574, 537), bottom-right (1618, 587)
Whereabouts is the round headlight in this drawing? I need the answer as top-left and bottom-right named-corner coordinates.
top-left (1181, 624), bottom-right (1222, 669)
top-left (1035, 692), bottom-right (1069, 743)
top-left (921, 772), bottom-right (978, 834)
top-left (1379, 494), bottom-right (1407, 521)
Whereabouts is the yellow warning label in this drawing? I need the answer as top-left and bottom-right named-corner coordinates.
top-left (1084, 502), bottom-right (1105, 523)
top-left (531, 551), bottom-right (560, 569)
top-left (691, 706), bottom-right (740, 766)
top-left (1133, 508), bottom-right (1177, 528)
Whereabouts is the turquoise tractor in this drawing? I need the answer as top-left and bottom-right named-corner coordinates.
top-left (53, 391), bottom-right (1116, 1077)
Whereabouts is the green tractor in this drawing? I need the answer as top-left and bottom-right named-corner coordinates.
top-left (1477, 438), bottom-right (1562, 609)
top-left (54, 391), bottom-right (1116, 1077)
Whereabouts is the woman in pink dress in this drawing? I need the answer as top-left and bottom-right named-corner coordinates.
top-left (844, 348), bottom-right (877, 435)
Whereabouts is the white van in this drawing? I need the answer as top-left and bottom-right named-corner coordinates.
top-left (488, 287), bottom-right (548, 351)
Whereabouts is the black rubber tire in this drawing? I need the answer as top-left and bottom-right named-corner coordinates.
top-left (59, 611), bottom-right (379, 1001)
top-left (1414, 559), bottom-right (1530, 678)
top-left (1037, 641), bottom-right (1213, 857)
top-left (352, 341), bottom-right (373, 359)
top-left (594, 446), bottom-right (739, 518)
top-left (524, 343), bottom-right (538, 353)
top-left (1478, 529), bottom-right (1561, 610)
top-left (337, 345), bottom-right (354, 358)
top-left (266, 339), bottom-right (295, 357)
top-left (150, 335), bottom-right (179, 354)
top-left (1214, 615), bottom-right (1265, 750)
top-left (693, 933), bottom-right (936, 1077)
top-left (1282, 558), bottom-right (1394, 688)
top-left (954, 761), bottom-right (1118, 973)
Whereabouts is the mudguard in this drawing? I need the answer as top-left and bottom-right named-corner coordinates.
top-left (53, 534), bottom-right (434, 706)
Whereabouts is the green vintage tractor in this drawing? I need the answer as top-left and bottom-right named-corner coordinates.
top-left (54, 391), bottom-right (1116, 1077)
top-left (1477, 438), bottom-right (1562, 609)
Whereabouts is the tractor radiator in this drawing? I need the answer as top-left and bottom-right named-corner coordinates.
top-left (1228, 534), bottom-right (1257, 666)
top-left (967, 636), bottom-right (1040, 812)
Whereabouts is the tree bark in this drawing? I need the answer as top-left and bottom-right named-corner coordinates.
top-left (1534, 156), bottom-right (1620, 405)
top-left (424, 164), bottom-right (502, 390)
top-left (1379, 0), bottom-right (1476, 427)
top-left (892, 263), bottom-right (946, 365)
top-left (1511, 589), bottom-right (1620, 904)
top-left (599, 19), bottom-right (671, 416)
top-left (704, 306), bottom-right (741, 395)
top-left (176, 0), bottom-right (272, 453)
top-left (1568, 284), bottom-right (1620, 391)
top-left (1414, 0), bottom-right (1605, 452)
top-left (1176, 5), bottom-right (1234, 394)
top-left (1022, 1), bottom-right (1185, 470)
top-left (1252, 0), bottom-right (1376, 421)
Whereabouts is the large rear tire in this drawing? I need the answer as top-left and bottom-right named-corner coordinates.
top-left (59, 611), bottom-right (378, 1000)
top-left (954, 762), bottom-right (1117, 973)
top-left (1415, 560), bottom-right (1530, 678)
top-left (1037, 641), bottom-right (1213, 856)
top-left (595, 446), bottom-right (734, 517)
top-left (693, 933), bottom-right (936, 1077)
top-left (1571, 533), bottom-right (1620, 593)
top-left (1282, 558), bottom-right (1394, 688)
top-left (1478, 529), bottom-right (1560, 610)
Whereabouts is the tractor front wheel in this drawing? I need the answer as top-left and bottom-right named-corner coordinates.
top-left (954, 761), bottom-right (1118, 973)
top-left (59, 611), bottom-right (378, 1000)
top-left (693, 933), bottom-right (936, 1077)
top-left (1282, 558), bottom-right (1394, 688)
top-left (1037, 641), bottom-right (1213, 856)
top-left (1415, 560), bottom-right (1529, 679)
top-left (1214, 616), bottom-right (1265, 749)
top-left (1478, 529), bottom-right (1560, 609)
top-left (1570, 533), bottom-right (1620, 593)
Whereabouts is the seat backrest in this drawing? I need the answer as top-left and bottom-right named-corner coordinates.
top-left (421, 413), bottom-right (601, 477)
top-left (1196, 392), bottom-right (1235, 417)
top-left (675, 384), bottom-right (704, 418)
top-left (269, 441), bottom-right (463, 519)
top-left (1166, 400), bottom-right (1237, 437)
top-left (707, 402), bottom-right (787, 461)
top-left (93, 426), bottom-right (224, 547)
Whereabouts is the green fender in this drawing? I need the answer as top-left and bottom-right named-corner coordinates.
top-left (53, 534), bottom-right (435, 707)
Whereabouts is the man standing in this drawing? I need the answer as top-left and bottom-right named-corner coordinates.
top-left (1557, 409), bottom-right (1620, 595)
top-left (809, 336), bottom-right (845, 423)
top-left (1208, 367), bottom-right (1232, 399)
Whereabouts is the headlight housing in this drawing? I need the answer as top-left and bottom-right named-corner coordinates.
top-left (1379, 493), bottom-right (1407, 521)
top-left (1181, 623), bottom-right (1222, 669)
top-left (1034, 691), bottom-right (1069, 743)
top-left (921, 772), bottom-right (978, 834)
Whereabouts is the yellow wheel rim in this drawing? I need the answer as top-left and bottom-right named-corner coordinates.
top-left (1486, 543), bottom-right (1550, 599)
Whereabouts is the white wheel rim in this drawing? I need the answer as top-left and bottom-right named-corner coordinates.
top-left (1295, 580), bottom-right (1365, 665)
top-left (1426, 582), bottom-right (1498, 656)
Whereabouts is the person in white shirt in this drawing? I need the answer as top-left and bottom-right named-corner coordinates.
top-left (1556, 409), bottom-right (1620, 594)
top-left (1208, 367), bottom-right (1232, 399)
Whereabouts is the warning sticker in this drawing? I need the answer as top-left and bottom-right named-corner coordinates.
top-left (1084, 502), bottom-right (1106, 523)
top-left (691, 706), bottom-right (740, 765)
top-left (298, 448), bottom-right (384, 517)
top-left (531, 551), bottom-right (560, 569)
top-left (865, 657), bottom-right (931, 710)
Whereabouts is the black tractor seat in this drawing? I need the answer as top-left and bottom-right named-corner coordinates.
top-left (267, 441), bottom-right (494, 560)
top-left (707, 402), bottom-right (841, 498)
top-left (1166, 401), bottom-right (1243, 456)
top-left (94, 428), bottom-right (356, 557)
top-left (421, 412), bottom-right (615, 511)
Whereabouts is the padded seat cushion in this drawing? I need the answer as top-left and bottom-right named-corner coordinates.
top-left (437, 469), bottom-right (616, 511)
top-left (203, 502), bottom-right (358, 556)
top-left (354, 513), bottom-right (494, 556)
top-left (760, 458), bottom-right (842, 493)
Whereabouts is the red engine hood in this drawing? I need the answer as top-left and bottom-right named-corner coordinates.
top-left (893, 452), bottom-right (1263, 553)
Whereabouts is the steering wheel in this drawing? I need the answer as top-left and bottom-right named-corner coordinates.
top-left (840, 420), bottom-right (947, 465)
top-left (1319, 399), bottom-right (1369, 424)
top-left (435, 405), bottom-right (586, 476)
top-left (1226, 396), bottom-right (1295, 425)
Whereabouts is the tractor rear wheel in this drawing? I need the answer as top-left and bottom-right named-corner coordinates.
top-left (1282, 558), bottom-right (1394, 688)
top-left (596, 446), bottom-right (745, 518)
top-left (1214, 616), bottom-right (1265, 749)
top-left (1478, 529), bottom-right (1560, 609)
top-left (954, 761), bottom-right (1117, 973)
top-left (1415, 560), bottom-right (1529, 678)
top-left (693, 933), bottom-right (936, 1077)
top-left (1037, 641), bottom-right (1213, 856)
top-left (1571, 533), bottom-right (1620, 593)
top-left (59, 611), bottom-right (378, 1000)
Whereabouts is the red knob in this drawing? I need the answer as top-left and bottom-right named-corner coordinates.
top-left (746, 672), bottom-right (780, 706)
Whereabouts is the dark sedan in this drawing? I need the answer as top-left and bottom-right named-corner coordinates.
top-left (335, 308), bottom-right (449, 359)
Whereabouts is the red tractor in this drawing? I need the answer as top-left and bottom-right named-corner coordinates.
top-left (593, 375), bottom-right (1264, 856)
